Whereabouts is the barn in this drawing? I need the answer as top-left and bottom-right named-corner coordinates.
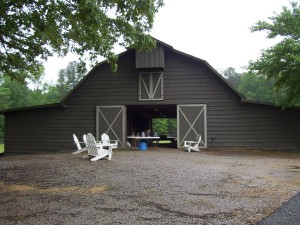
top-left (1, 39), bottom-right (300, 153)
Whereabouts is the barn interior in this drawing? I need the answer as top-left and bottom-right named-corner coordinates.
top-left (126, 105), bottom-right (177, 148)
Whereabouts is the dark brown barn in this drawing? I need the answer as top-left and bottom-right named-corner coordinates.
top-left (2, 40), bottom-right (300, 152)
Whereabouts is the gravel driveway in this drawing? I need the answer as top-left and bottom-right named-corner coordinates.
top-left (0, 148), bottom-right (300, 225)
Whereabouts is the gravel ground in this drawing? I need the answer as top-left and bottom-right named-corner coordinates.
top-left (0, 148), bottom-right (300, 225)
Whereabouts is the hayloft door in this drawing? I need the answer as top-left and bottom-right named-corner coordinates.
top-left (96, 106), bottom-right (126, 147)
top-left (177, 104), bottom-right (207, 148)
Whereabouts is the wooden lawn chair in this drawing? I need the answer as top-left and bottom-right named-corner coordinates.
top-left (72, 134), bottom-right (87, 154)
top-left (100, 133), bottom-right (118, 150)
top-left (183, 135), bottom-right (202, 152)
top-left (84, 133), bottom-right (112, 161)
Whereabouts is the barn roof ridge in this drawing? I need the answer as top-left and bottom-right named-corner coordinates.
top-left (60, 38), bottom-right (248, 105)
top-left (0, 38), bottom-right (297, 114)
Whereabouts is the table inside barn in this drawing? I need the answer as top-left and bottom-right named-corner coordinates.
top-left (127, 136), bottom-right (160, 149)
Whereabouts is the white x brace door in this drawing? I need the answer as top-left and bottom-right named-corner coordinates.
top-left (139, 72), bottom-right (163, 100)
top-left (96, 106), bottom-right (126, 147)
top-left (177, 104), bottom-right (207, 148)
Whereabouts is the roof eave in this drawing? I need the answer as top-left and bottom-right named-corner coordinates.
top-left (0, 103), bottom-right (65, 115)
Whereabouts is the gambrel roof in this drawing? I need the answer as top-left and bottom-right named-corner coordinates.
top-left (0, 38), bottom-right (298, 114)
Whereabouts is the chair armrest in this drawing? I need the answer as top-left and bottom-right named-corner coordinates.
top-left (184, 141), bottom-right (197, 145)
top-left (98, 140), bottom-right (107, 145)
top-left (99, 140), bottom-right (118, 148)
top-left (108, 140), bottom-right (118, 144)
top-left (107, 146), bottom-right (113, 153)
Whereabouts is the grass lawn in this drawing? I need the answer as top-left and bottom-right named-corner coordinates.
top-left (0, 144), bottom-right (4, 154)
top-left (153, 140), bottom-right (172, 144)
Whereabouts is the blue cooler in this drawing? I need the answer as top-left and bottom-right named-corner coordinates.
top-left (138, 142), bottom-right (147, 151)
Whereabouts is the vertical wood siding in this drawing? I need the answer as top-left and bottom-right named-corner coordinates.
top-left (4, 47), bottom-right (300, 152)
top-left (136, 45), bottom-right (165, 68)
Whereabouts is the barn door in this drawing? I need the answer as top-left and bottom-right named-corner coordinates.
top-left (96, 106), bottom-right (126, 147)
top-left (177, 104), bottom-right (207, 148)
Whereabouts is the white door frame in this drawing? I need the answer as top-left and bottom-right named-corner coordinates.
top-left (96, 105), bottom-right (126, 147)
top-left (177, 104), bottom-right (207, 148)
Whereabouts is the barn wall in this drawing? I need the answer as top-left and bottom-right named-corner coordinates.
top-left (4, 46), bottom-right (300, 152)
top-left (4, 105), bottom-right (97, 152)
top-left (207, 102), bottom-right (300, 150)
top-left (66, 49), bottom-right (241, 106)
top-left (136, 45), bottom-right (165, 68)
top-left (163, 49), bottom-right (300, 150)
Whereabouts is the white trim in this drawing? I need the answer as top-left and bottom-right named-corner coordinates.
top-left (96, 105), bottom-right (126, 147)
top-left (140, 74), bottom-right (151, 99)
top-left (138, 72), bottom-right (164, 101)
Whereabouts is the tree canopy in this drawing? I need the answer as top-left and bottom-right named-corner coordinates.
top-left (0, 61), bottom-right (86, 139)
top-left (248, 1), bottom-right (300, 107)
top-left (237, 72), bottom-right (276, 103)
top-left (49, 61), bottom-right (86, 101)
top-left (222, 67), bottom-right (242, 89)
top-left (0, 0), bottom-right (164, 82)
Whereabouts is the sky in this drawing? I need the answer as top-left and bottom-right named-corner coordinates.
top-left (43, 0), bottom-right (289, 82)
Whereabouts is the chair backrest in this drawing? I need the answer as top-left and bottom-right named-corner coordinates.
top-left (83, 134), bottom-right (87, 146)
top-left (73, 134), bottom-right (81, 150)
top-left (86, 133), bottom-right (98, 156)
top-left (194, 135), bottom-right (202, 148)
top-left (101, 133), bottom-right (109, 145)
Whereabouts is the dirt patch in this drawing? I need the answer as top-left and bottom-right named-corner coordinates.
top-left (0, 182), bottom-right (109, 194)
top-left (0, 148), bottom-right (299, 225)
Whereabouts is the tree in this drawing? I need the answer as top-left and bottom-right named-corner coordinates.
top-left (0, 65), bottom-right (48, 111)
top-left (56, 61), bottom-right (86, 100)
top-left (248, 1), bottom-right (300, 107)
top-left (0, 0), bottom-right (164, 82)
top-left (0, 86), bottom-right (11, 109)
top-left (237, 72), bottom-right (276, 103)
top-left (40, 82), bottom-right (62, 104)
top-left (0, 78), bottom-right (33, 109)
top-left (0, 84), bottom-right (10, 139)
top-left (152, 118), bottom-right (176, 135)
top-left (222, 67), bottom-right (242, 88)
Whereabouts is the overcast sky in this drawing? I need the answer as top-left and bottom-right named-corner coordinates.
top-left (44, 0), bottom-right (289, 82)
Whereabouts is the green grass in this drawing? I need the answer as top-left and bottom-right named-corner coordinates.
top-left (153, 140), bottom-right (172, 144)
top-left (0, 144), bottom-right (4, 154)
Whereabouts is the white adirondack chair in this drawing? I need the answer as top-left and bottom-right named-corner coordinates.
top-left (100, 133), bottom-right (118, 150)
top-left (83, 134), bottom-right (87, 146)
top-left (72, 134), bottom-right (87, 154)
top-left (83, 134), bottom-right (102, 147)
top-left (84, 133), bottom-right (112, 161)
top-left (183, 135), bottom-right (202, 152)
